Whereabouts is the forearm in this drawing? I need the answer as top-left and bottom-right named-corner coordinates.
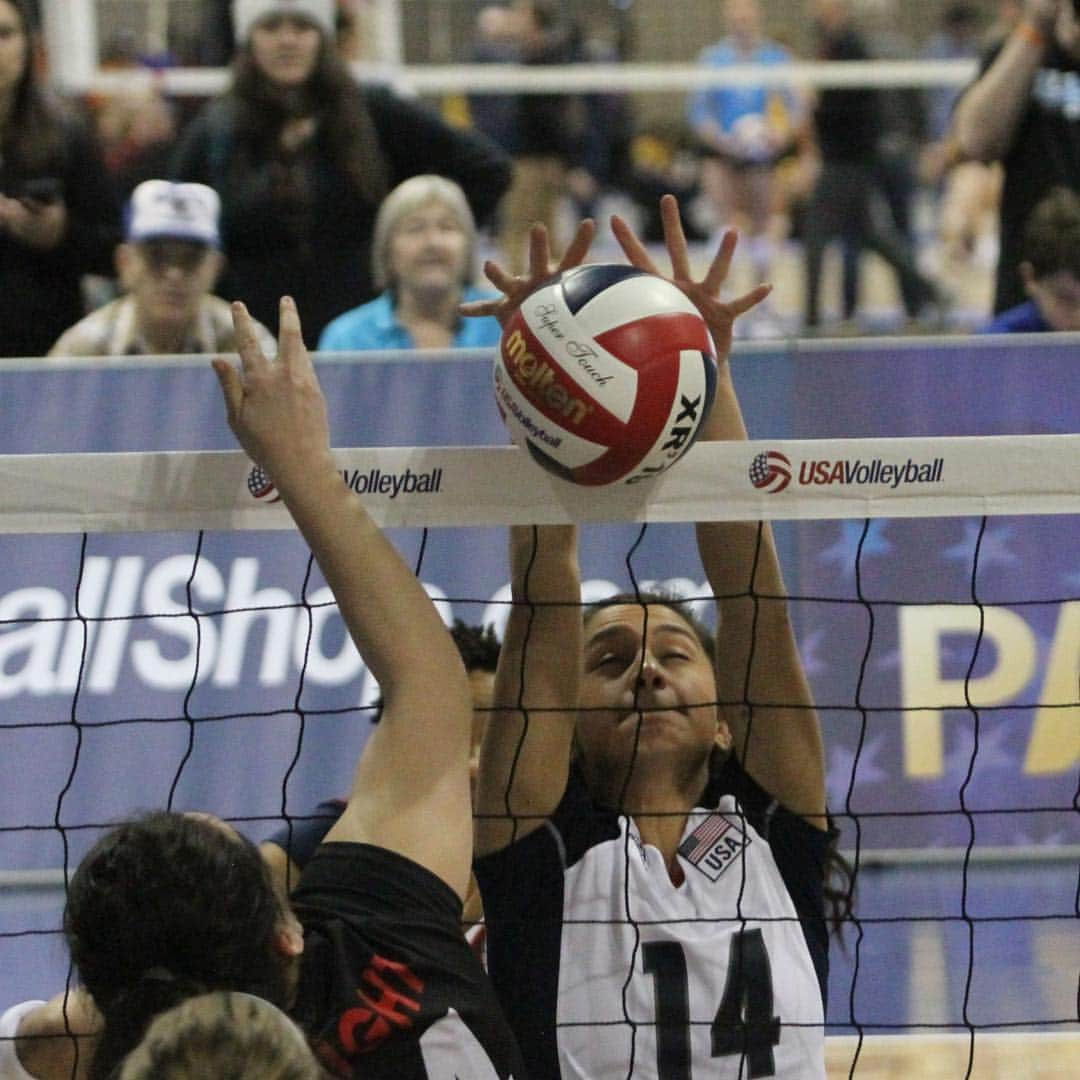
top-left (703, 519), bottom-right (825, 825)
top-left (277, 463), bottom-right (464, 703)
top-left (695, 363), bottom-right (825, 824)
top-left (953, 27), bottom-right (1047, 160)
top-left (476, 525), bottom-right (581, 853)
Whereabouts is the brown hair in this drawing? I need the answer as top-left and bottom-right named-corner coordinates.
top-left (0, 0), bottom-right (69, 176)
top-left (228, 35), bottom-right (389, 206)
top-left (1022, 186), bottom-right (1080, 281)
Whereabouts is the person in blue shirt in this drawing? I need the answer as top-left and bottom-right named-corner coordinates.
top-left (980, 185), bottom-right (1080, 333)
top-left (687, 0), bottom-right (808, 298)
top-left (318, 175), bottom-right (501, 352)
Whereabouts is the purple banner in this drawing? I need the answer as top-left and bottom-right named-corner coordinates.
top-left (0, 341), bottom-right (1076, 869)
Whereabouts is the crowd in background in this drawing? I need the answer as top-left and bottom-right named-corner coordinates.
top-left (3, 0), bottom-right (1079, 356)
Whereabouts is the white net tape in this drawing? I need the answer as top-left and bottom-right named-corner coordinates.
top-left (1, 434), bottom-right (1077, 536)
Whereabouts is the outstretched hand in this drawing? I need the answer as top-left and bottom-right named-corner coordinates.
top-left (212, 296), bottom-right (334, 493)
top-left (460, 218), bottom-right (597, 327)
top-left (611, 193), bottom-right (771, 360)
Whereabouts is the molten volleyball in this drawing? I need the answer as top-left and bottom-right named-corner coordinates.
top-left (493, 264), bottom-right (718, 486)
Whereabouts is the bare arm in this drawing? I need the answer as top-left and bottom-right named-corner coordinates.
top-left (612, 196), bottom-right (826, 828)
top-left (474, 524), bottom-right (581, 856)
top-left (214, 298), bottom-right (474, 899)
top-left (464, 222), bottom-right (596, 857)
top-left (5, 992), bottom-right (99, 1080)
top-left (697, 386), bottom-right (826, 828)
top-left (952, 0), bottom-right (1060, 161)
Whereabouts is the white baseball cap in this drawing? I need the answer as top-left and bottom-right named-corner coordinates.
top-left (232, 0), bottom-right (336, 43)
top-left (125, 181), bottom-right (222, 248)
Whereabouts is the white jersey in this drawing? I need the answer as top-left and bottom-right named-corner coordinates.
top-left (476, 758), bottom-right (830, 1080)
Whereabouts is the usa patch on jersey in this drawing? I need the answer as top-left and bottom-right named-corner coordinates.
top-left (678, 813), bottom-right (750, 882)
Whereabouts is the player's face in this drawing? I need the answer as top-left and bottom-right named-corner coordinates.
top-left (119, 240), bottom-right (222, 339)
top-left (0, 2), bottom-right (28, 100)
top-left (249, 15), bottom-right (323, 87)
top-left (1025, 266), bottom-right (1080, 331)
top-left (388, 199), bottom-right (470, 298)
top-left (576, 604), bottom-right (724, 796)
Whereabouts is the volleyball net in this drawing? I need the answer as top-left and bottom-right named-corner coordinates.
top-left (1, 340), bottom-right (1077, 1066)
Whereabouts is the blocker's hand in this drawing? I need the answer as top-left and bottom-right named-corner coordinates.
top-left (460, 217), bottom-right (596, 328)
top-left (213, 296), bottom-right (334, 493)
top-left (611, 193), bottom-right (772, 360)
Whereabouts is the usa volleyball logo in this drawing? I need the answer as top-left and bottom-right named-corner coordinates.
top-left (749, 450), bottom-right (791, 493)
top-left (247, 464), bottom-right (280, 503)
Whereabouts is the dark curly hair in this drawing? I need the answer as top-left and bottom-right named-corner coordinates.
top-left (64, 811), bottom-right (292, 1080)
top-left (450, 619), bottom-right (502, 673)
top-left (370, 620), bottom-right (500, 724)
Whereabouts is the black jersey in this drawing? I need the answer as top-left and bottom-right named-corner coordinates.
top-left (475, 757), bottom-right (830, 1079)
top-left (290, 843), bottom-right (524, 1079)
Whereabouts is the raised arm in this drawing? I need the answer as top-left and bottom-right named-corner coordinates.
top-left (214, 298), bottom-right (475, 899)
top-left (474, 524), bottom-right (581, 856)
top-left (465, 221), bottom-right (595, 857)
top-left (612, 196), bottom-right (826, 827)
top-left (697, 381), bottom-right (826, 828)
top-left (952, 1), bottom-right (1060, 162)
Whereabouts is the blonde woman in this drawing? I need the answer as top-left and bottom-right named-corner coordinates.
top-left (318, 175), bottom-right (501, 351)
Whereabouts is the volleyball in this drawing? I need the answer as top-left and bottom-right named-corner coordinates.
top-left (493, 264), bottom-right (718, 486)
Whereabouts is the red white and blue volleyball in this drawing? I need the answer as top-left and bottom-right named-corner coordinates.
top-left (494, 264), bottom-right (718, 486)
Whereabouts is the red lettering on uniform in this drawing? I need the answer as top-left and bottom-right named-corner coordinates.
top-left (337, 954), bottom-right (425, 1055)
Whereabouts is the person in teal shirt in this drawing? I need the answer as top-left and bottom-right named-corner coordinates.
top-left (319, 174), bottom-right (502, 352)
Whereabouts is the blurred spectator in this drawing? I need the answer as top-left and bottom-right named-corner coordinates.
top-left (171, 0), bottom-right (510, 339)
top-left (624, 122), bottom-right (710, 244)
top-left (85, 25), bottom-right (182, 202)
top-left (497, 0), bottom-right (584, 273)
top-left (924, 3), bottom-right (983, 147)
top-left (802, 0), bottom-right (944, 332)
top-left (466, 4), bottom-right (521, 154)
top-left (987, 0), bottom-right (1027, 43)
top-left (196, 0), bottom-right (235, 66)
top-left (565, 9), bottom-right (635, 221)
top-left (979, 185), bottom-right (1080, 331)
top-left (318, 174), bottom-right (501, 351)
top-left (93, 85), bottom-right (178, 201)
top-left (687, 0), bottom-right (808, 291)
top-left (0, 0), bottom-right (120, 357)
top-left (919, 3), bottom-right (999, 265)
top-left (952, 0), bottom-right (1080, 315)
top-left (48, 180), bottom-right (275, 357)
top-left (859, 0), bottom-right (926, 247)
top-left (198, 0), bottom-right (360, 66)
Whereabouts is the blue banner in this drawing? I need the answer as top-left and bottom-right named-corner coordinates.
top-left (0, 340), bottom-right (1077, 871)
